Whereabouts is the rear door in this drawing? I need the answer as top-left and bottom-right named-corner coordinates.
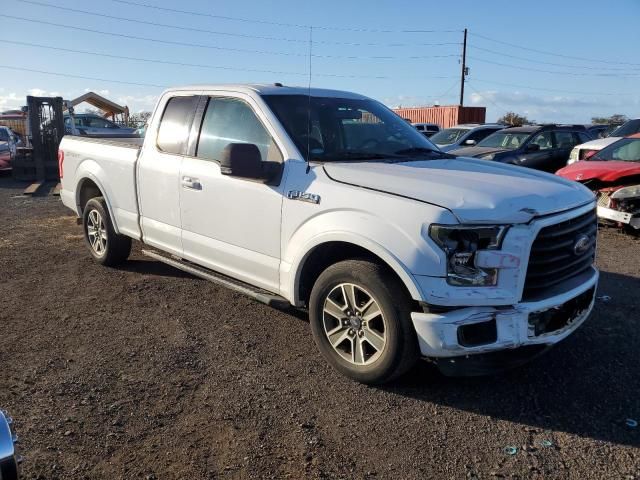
top-left (137, 93), bottom-right (199, 256)
top-left (179, 94), bottom-right (286, 293)
top-left (552, 130), bottom-right (581, 171)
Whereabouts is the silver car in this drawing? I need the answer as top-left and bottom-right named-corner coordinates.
top-left (64, 114), bottom-right (137, 136)
top-left (431, 123), bottom-right (504, 152)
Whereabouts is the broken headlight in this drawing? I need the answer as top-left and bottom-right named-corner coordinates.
top-left (611, 185), bottom-right (640, 200)
top-left (429, 225), bottom-right (508, 286)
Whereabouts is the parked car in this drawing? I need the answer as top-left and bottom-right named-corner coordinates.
top-left (59, 84), bottom-right (598, 383)
top-left (557, 134), bottom-right (640, 231)
top-left (452, 124), bottom-right (592, 172)
top-left (568, 118), bottom-right (640, 164)
top-left (64, 114), bottom-right (137, 136)
top-left (585, 124), bottom-right (610, 139)
top-left (0, 126), bottom-right (18, 170)
top-left (412, 122), bottom-right (440, 137)
top-left (430, 124), bottom-right (504, 152)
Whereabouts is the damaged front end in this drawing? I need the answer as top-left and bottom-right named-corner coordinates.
top-left (595, 184), bottom-right (640, 231)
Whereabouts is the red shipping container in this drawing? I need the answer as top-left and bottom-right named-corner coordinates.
top-left (392, 105), bottom-right (486, 129)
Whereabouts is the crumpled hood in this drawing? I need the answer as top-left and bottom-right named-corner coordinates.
top-left (323, 157), bottom-right (594, 224)
top-left (556, 160), bottom-right (640, 183)
top-left (448, 146), bottom-right (509, 158)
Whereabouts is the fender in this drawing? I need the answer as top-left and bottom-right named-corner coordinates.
top-left (74, 159), bottom-right (121, 235)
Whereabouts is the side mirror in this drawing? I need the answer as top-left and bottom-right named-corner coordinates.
top-left (220, 143), bottom-right (281, 183)
top-left (525, 143), bottom-right (540, 152)
top-left (464, 139), bottom-right (476, 146)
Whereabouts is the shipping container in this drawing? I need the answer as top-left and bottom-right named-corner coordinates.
top-left (392, 105), bottom-right (486, 129)
top-left (0, 112), bottom-right (28, 137)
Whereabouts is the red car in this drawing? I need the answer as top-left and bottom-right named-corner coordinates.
top-left (557, 133), bottom-right (640, 231)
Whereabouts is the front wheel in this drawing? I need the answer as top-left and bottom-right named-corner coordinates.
top-left (309, 260), bottom-right (419, 384)
top-left (82, 197), bottom-right (131, 266)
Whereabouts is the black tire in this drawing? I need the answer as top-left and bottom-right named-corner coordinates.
top-left (82, 196), bottom-right (131, 266)
top-left (309, 259), bottom-right (419, 384)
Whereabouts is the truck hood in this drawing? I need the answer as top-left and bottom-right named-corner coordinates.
top-left (448, 146), bottom-right (509, 158)
top-left (323, 157), bottom-right (594, 224)
top-left (556, 160), bottom-right (640, 183)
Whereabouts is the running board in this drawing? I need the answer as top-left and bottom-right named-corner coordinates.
top-left (141, 249), bottom-right (290, 309)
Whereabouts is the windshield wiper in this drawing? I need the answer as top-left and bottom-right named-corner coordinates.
top-left (311, 150), bottom-right (404, 162)
top-left (393, 147), bottom-right (454, 159)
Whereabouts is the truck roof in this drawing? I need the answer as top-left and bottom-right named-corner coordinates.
top-left (163, 84), bottom-right (370, 100)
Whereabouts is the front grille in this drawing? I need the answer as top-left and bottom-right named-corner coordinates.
top-left (523, 209), bottom-right (597, 300)
top-left (596, 191), bottom-right (612, 208)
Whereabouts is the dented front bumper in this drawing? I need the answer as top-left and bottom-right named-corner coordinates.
top-left (410, 267), bottom-right (598, 358)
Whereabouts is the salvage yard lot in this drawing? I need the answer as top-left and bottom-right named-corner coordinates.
top-left (0, 175), bottom-right (638, 479)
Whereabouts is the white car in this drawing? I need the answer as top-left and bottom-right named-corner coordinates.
top-left (58, 84), bottom-right (598, 383)
top-left (568, 118), bottom-right (640, 164)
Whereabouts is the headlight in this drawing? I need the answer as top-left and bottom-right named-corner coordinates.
top-left (480, 153), bottom-right (495, 160)
top-left (611, 185), bottom-right (640, 200)
top-left (429, 225), bottom-right (508, 286)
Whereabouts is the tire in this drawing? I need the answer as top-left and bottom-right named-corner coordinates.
top-left (82, 197), bottom-right (131, 266)
top-left (309, 259), bottom-right (419, 384)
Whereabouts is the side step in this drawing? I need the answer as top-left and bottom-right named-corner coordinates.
top-left (141, 249), bottom-right (291, 309)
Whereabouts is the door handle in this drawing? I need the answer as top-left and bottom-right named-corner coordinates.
top-left (181, 176), bottom-right (202, 190)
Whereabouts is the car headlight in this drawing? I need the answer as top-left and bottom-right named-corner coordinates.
top-left (429, 225), bottom-right (508, 286)
top-left (611, 185), bottom-right (640, 200)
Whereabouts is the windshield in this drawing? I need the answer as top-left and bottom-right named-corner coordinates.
top-left (0, 129), bottom-right (9, 141)
top-left (610, 119), bottom-right (640, 137)
top-left (430, 128), bottom-right (469, 145)
top-left (477, 131), bottom-right (531, 150)
top-left (592, 138), bottom-right (640, 162)
top-left (262, 94), bottom-right (440, 161)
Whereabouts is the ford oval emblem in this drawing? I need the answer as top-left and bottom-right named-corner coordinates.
top-left (573, 234), bottom-right (591, 256)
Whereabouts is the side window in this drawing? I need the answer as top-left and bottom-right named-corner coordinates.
top-left (530, 131), bottom-right (554, 150)
top-left (467, 128), bottom-right (496, 143)
top-left (157, 96), bottom-right (198, 155)
top-left (554, 131), bottom-right (576, 149)
top-left (577, 132), bottom-right (591, 144)
top-left (196, 97), bottom-right (282, 163)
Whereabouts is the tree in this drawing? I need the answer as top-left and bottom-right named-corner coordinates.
top-left (497, 112), bottom-right (532, 127)
top-left (591, 114), bottom-right (628, 125)
top-left (128, 111), bottom-right (152, 128)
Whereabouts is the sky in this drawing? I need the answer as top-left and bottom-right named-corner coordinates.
top-left (1, 0), bottom-right (639, 123)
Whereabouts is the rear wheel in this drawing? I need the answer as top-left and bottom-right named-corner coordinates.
top-left (309, 260), bottom-right (419, 384)
top-left (82, 197), bottom-right (131, 266)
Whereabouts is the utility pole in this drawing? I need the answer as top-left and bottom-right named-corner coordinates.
top-left (459, 28), bottom-right (468, 106)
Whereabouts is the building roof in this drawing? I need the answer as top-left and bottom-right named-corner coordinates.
top-left (66, 92), bottom-right (128, 115)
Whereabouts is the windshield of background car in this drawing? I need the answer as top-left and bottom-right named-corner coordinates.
top-left (610, 119), bottom-right (640, 137)
top-left (477, 131), bottom-right (531, 150)
top-left (430, 128), bottom-right (469, 145)
top-left (592, 138), bottom-right (640, 162)
top-left (262, 94), bottom-right (438, 161)
top-left (0, 130), bottom-right (9, 141)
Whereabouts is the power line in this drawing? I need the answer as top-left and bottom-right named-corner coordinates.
top-left (0, 64), bottom-right (169, 88)
top-left (470, 32), bottom-right (640, 67)
top-left (111, 0), bottom-right (461, 33)
top-left (0, 39), bottom-right (389, 79)
top-left (1, 15), bottom-right (461, 61)
top-left (15, 0), bottom-right (462, 48)
top-left (472, 78), bottom-right (633, 96)
top-left (465, 81), bottom-right (508, 114)
top-left (469, 44), bottom-right (640, 72)
top-left (469, 56), bottom-right (640, 77)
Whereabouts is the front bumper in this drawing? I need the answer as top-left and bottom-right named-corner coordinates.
top-left (410, 267), bottom-right (598, 358)
top-left (597, 205), bottom-right (640, 229)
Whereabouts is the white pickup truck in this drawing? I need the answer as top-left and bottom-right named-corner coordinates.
top-left (59, 84), bottom-right (598, 383)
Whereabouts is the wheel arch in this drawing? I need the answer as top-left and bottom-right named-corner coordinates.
top-left (75, 173), bottom-right (120, 234)
top-left (291, 235), bottom-right (423, 308)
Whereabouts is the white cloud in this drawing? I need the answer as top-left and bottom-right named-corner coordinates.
top-left (0, 92), bottom-right (23, 111)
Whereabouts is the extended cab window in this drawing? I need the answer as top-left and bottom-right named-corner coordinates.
top-left (157, 96), bottom-right (198, 155)
top-left (196, 97), bottom-right (282, 163)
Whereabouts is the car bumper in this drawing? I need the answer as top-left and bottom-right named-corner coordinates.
top-left (597, 205), bottom-right (640, 229)
top-left (410, 267), bottom-right (598, 358)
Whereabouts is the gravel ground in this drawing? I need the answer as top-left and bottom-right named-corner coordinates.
top-left (0, 174), bottom-right (638, 479)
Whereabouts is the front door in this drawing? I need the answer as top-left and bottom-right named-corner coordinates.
top-left (180, 95), bottom-right (285, 293)
top-left (137, 94), bottom-right (199, 256)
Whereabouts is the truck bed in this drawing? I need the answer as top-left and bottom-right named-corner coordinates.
top-left (63, 135), bottom-right (144, 149)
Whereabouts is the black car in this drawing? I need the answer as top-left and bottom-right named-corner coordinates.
top-left (450, 124), bottom-right (592, 172)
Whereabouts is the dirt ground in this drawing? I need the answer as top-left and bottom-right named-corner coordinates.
top-left (0, 174), bottom-right (638, 480)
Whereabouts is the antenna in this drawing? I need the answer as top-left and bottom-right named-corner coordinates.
top-left (306, 25), bottom-right (313, 174)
